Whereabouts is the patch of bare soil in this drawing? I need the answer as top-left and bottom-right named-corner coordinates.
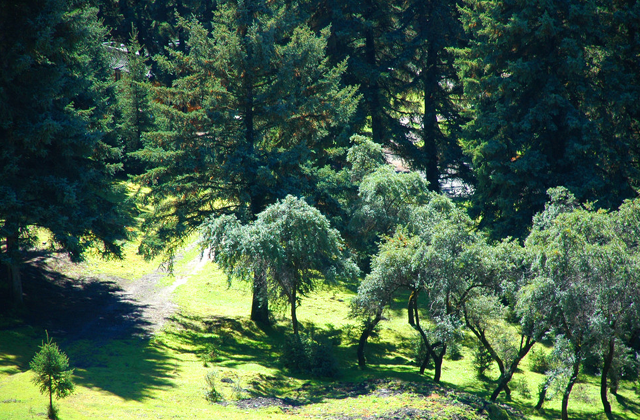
top-left (13, 247), bottom-right (208, 342)
top-left (224, 379), bottom-right (525, 420)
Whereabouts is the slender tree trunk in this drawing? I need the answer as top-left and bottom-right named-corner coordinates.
top-left (422, 40), bottom-right (441, 193)
top-left (412, 297), bottom-right (441, 381)
top-left (490, 337), bottom-right (536, 401)
top-left (535, 377), bottom-right (551, 410)
top-left (357, 307), bottom-right (383, 368)
top-left (407, 291), bottom-right (416, 326)
top-left (5, 232), bottom-right (23, 305)
top-left (290, 286), bottom-right (299, 336)
top-left (424, 343), bottom-right (445, 382)
top-left (364, 21), bottom-right (384, 145)
top-left (250, 271), bottom-right (270, 325)
top-left (49, 373), bottom-right (53, 417)
top-left (562, 355), bottom-right (581, 420)
top-left (601, 338), bottom-right (615, 420)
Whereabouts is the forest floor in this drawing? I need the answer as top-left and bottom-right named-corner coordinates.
top-left (1, 242), bottom-right (638, 420)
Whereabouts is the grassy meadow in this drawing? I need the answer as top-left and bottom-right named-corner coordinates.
top-left (1, 239), bottom-right (639, 420)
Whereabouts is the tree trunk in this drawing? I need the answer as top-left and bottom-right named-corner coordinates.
top-left (357, 307), bottom-right (383, 368)
top-left (407, 291), bottom-right (416, 326)
top-left (5, 232), bottom-right (23, 305)
top-left (601, 338), bottom-right (615, 420)
top-left (364, 21), bottom-right (384, 146)
top-left (562, 355), bottom-right (581, 420)
top-left (49, 373), bottom-right (53, 417)
top-left (250, 271), bottom-right (269, 325)
top-left (490, 337), bottom-right (536, 401)
top-left (290, 286), bottom-right (299, 336)
top-left (423, 343), bottom-right (445, 382)
top-left (422, 39), bottom-right (442, 193)
top-left (535, 377), bottom-right (551, 410)
top-left (412, 297), bottom-right (441, 381)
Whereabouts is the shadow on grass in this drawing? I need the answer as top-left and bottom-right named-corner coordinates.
top-left (160, 312), bottom-right (284, 371)
top-left (0, 252), bottom-right (175, 401)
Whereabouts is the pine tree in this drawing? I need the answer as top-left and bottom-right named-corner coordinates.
top-left (134, 0), bottom-right (359, 323)
top-left (0, 0), bottom-right (131, 304)
top-left (457, 0), bottom-right (636, 239)
top-left (30, 333), bottom-right (75, 419)
top-left (112, 30), bottom-right (155, 175)
top-left (308, 0), bottom-right (470, 192)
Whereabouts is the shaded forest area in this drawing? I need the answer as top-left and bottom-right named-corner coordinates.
top-left (2, 1), bottom-right (640, 420)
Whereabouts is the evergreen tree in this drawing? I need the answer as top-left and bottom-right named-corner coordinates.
top-left (30, 333), bottom-right (75, 419)
top-left (457, 0), bottom-right (637, 239)
top-left (134, 0), bottom-right (359, 323)
top-left (112, 31), bottom-right (155, 174)
top-left (0, 0), bottom-right (130, 305)
top-left (309, 0), bottom-right (471, 191)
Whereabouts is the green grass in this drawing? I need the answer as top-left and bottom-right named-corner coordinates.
top-left (1, 240), bottom-right (639, 420)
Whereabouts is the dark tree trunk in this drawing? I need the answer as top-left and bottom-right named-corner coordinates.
top-left (357, 307), bottom-right (383, 368)
top-left (422, 40), bottom-right (442, 193)
top-left (407, 291), bottom-right (417, 326)
top-left (5, 232), bottom-right (23, 305)
top-left (290, 286), bottom-right (299, 336)
top-left (411, 295), bottom-right (442, 381)
top-left (535, 380), bottom-right (549, 410)
top-left (364, 22), bottom-right (384, 145)
top-left (562, 354), bottom-right (581, 420)
top-left (601, 338), bottom-right (615, 420)
top-left (250, 271), bottom-right (270, 325)
top-left (490, 337), bottom-right (536, 401)
top-left (422, 343), bottom-right (445, 382)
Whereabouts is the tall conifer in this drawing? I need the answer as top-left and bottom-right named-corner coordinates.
top-left (134, 0), bottom-right (359, 322)
top-left (0, 0), bottom-right (131, 305)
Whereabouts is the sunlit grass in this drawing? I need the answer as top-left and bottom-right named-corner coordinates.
top-left (2, 237), bottom-right (639, 420)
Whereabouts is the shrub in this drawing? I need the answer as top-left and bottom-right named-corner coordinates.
top-left (528, 347), bottom-right (550, 374)
top-left (473, 341), bottom-right (493, 378)
top-left (280, 333), bottom-right (340, 378)
top-left (510, 376), bottom-right (531, 398)
top-left (446, 341), bottom-right (464, 361)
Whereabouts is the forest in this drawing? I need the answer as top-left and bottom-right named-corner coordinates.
top-left (1, 0), bottom-right (640, 419)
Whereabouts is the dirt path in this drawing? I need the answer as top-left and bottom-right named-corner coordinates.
top-left (119, 248), bottom-right (211, 333)
top-left (21, 247), bottom-right (210, 342)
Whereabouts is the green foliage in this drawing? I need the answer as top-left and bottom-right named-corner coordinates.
top-left (30, 334), bottom-right (75, 418)
top-left (201, 195), bottom-right (359, 334)
top-left (457, 0), bottom-right (639, 239)
top-left (134, 0), bottom-right (359, 262)
top-left (472, 340), bottom-right (494, 378)
top-left (280, 332), bottom-right (340, 379)
top-left (528, 347), bottom-right (550, 374)
top-left (0, 0), bottom-right (132, 303)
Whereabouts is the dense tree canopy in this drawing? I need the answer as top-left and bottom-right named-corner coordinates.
top-left (0, 0), bottom-right (131, 304)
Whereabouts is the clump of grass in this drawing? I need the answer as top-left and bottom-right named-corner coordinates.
top-left (204, 370), bottom-right (223, 402)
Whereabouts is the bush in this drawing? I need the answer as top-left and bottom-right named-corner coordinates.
top-left (446, 341), bottom-right (463, 361)
top-left (528, 347), bottom-right (550, 374)
top-left (280, 333), bottom-right (340, 378)
top-left (510, 376), bottom-right (531, 398)
top-left (473, 341), bottom-right (493, 378)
